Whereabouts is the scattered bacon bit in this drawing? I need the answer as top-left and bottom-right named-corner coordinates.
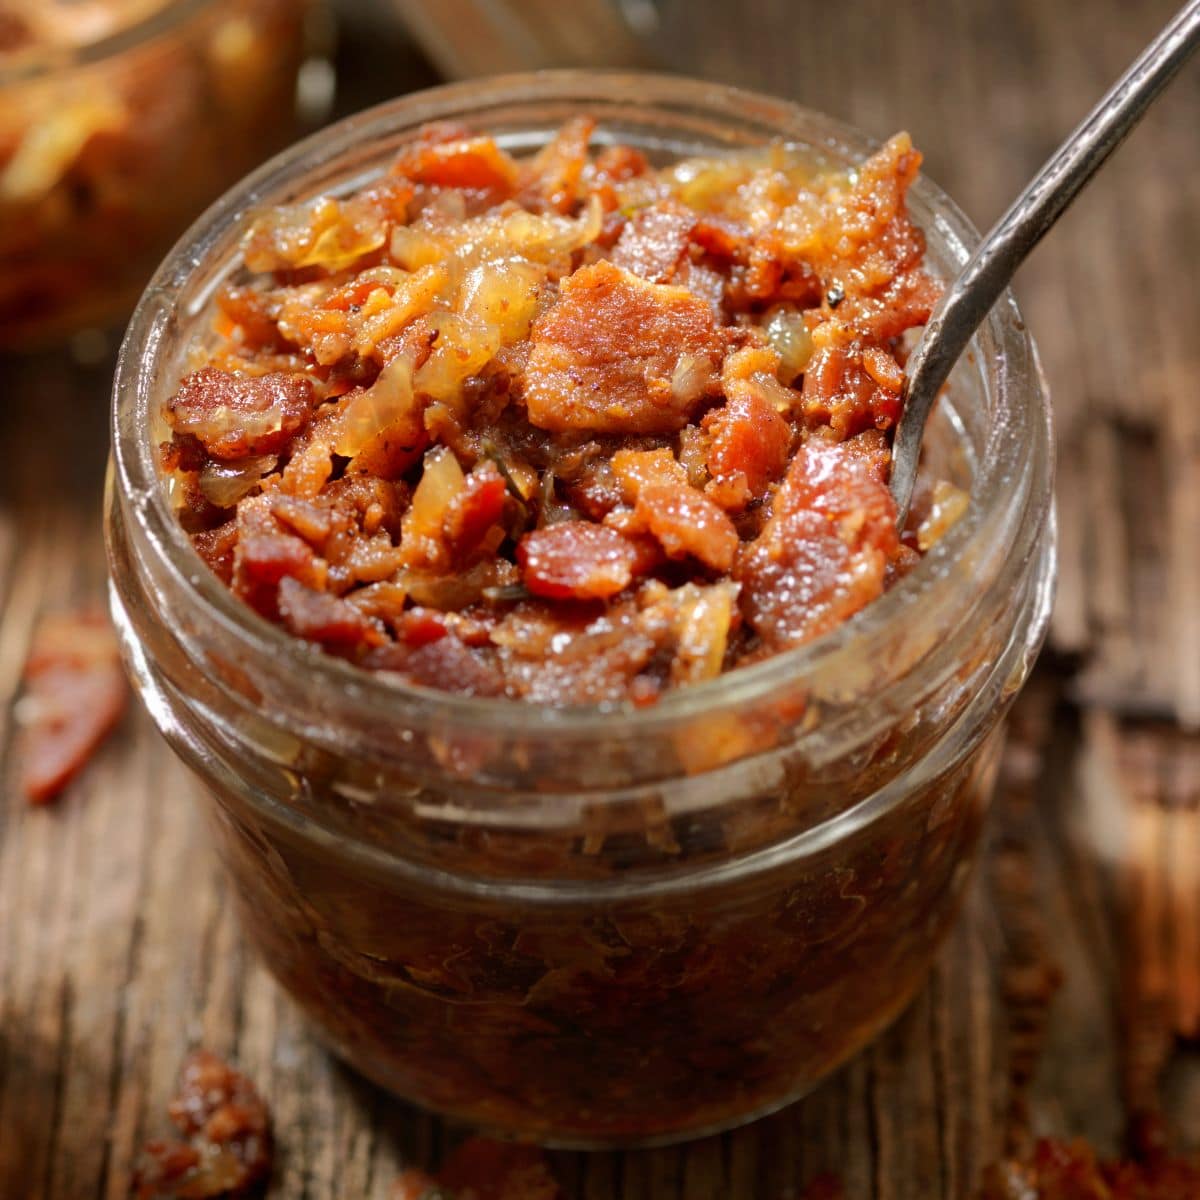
top-left (735, 432), bottom-right (899, 650)
top-left (610, 447), bottom-right (688, 498)
top-left (524, 261), bottom-right (725, 434)
top-left (166, 368), bottom-right (315, 461)
top-left (132, 1051), bottom-right (271, 1199)
top-left (15, 611), bottom-right (128, 805)
top-left (392, 1138), bottom-right (561, 1200)
top-left (518, 521), bottom-right (656, 600)
top-left (977, 1137), bottom-right (1200, 1199)
top-left (611, 202), bottom-right (696, 283)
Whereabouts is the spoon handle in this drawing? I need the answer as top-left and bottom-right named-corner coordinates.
top-left (890, 0), bottom-right (1200, 523)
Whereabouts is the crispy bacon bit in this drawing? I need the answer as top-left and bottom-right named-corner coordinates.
top-left (611, 202), bottom-right (696, 283)
top-left (735, 433), bottom-right (899, 650)
top-left (632, 483), bottom-right (739, 572)
top-left (520, 115), bottom-right (595, 213)
top-left (15, 611), bottom-right (128, 805)
top-left (524, 261), bottom-right (725, 434)
top-left (167, 368), bottom-right (315, 461)
top-left (801, 341), bottom-right (902, 436)
top-left (365, 632), bottom-right (505, 697)
top-left (192, 521), bottom-right (239, 585)
top-left (862, 344), bottom-right (905, 392)
top-left (518, 521), bottom-right (655, 600)
top-left (610, 447), bottom-right (688, 498)
top-left (133, 1051), bottom-right (271, 1199)
top-left (277, 577), bottom-right (384, 649)
top-left (704, 391), bottom-right (792, 503)
top-left (977, 1138), bottom-right (1200, 1199)
top-left (443, 462), bottom-right (508, 559)
top-left (394, 132), bottom-right (520, 197)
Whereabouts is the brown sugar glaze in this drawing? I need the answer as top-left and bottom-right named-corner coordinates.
top-left (160, 119), bottom-right (956, 704)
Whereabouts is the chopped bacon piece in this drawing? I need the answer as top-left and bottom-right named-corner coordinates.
top-left (277, 576), bottom-right (384, 650)
top-left (633, 483), bottom-right (739, 572)
top-left (611, 202), bottom-right (695, 283)
top-left (166, 368), bottom-right (315, 461)
top-left (801, 341), bottom-right (902, 437)
top-left (192, 521), bottom-right (238, 584)
top-left (704, 390), bottom-right (792, 502)
top-left (610, 447), bottom-right (688, 497)
top-left (393, 133), bottom-right (519, 197)
top-left (443, 462), bottom-right (508, 559)
top-left (364, 632), bottom-right (505, 697)
top-left (232, 495), bottom-right (328, 619)
top-left (524, 261), bottom-right (725, 435)
top-left (861, 344), bottom-right (906, 392)
top-left (735, 433), bottom-right (898, 650)
top-left (519, 115), bottom-right (594, 213)
top-left (518, 521), bottom-right (656, 600)
top-left (133, 1051), bottom-right (271, 1199)
top-left (15, 611), bottom-right (128, 805)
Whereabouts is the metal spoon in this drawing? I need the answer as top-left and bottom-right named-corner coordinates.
top-left (889, 0), bottom-right (1200, 524)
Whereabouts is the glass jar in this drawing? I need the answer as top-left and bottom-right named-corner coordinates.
top-left (106, 71), bottom-right (1055, 1148)
top-left (0, 0), bottom-right (318, 350)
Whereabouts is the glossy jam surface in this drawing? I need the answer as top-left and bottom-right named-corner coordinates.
top-left (160, 119), bottom-right (962, 706)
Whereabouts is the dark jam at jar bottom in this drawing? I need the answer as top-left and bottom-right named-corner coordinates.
top-left (200, 732), bottom-right (999, 1146)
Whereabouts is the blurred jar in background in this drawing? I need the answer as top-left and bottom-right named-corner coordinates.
top-left (389, 0), bottom-right (658, 78)
top-left (0, 0), bottom-right (328, 351)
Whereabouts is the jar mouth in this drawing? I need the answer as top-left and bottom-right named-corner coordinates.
top-left (112, 69), bottom-right (1053, 738)
top-left (0, 0), bottom-right (214, 83)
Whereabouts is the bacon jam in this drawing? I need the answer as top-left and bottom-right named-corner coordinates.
top-left (133, 112), bottom-right (1016, 1147)
top-left (160, 118), bottom-right (954, 705)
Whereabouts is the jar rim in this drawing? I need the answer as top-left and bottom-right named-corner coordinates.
top-left (111, 69), bottom-right (1053, 739)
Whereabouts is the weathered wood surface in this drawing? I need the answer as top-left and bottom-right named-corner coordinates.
top-left (2, 0), bottom-right (1199, 1195)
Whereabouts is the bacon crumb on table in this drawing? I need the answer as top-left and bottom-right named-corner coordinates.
top-left (132, 1051), bottom-right (272, 1199)
top-left (976, 1137), bottom-right (1200, 1200)
top-left (14, 610), bottom-right (128, 805)
top-left (160, 119), bottom-right (965, 705)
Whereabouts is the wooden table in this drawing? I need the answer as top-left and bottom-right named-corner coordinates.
top-left (2, 1), bottom-right (1198, 1195)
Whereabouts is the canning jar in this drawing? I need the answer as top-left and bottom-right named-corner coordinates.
top-left (106, 71), bottom-right (1055, 1147)
top-left (0, 0), bottom-right (318, 350)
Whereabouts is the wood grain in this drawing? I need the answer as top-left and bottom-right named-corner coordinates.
top-left (2, 0), bottom-right (1199, 1195)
